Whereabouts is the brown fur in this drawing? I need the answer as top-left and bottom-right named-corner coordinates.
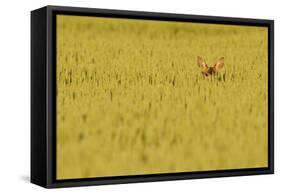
top-left (197, 56), bottom-right (224, 77)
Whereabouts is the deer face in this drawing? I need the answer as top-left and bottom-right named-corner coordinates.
top-left (197, 56), bottom-right (224, 77)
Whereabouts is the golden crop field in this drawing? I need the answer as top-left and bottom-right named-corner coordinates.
top-left (56, 15), bottom-right (268, 179)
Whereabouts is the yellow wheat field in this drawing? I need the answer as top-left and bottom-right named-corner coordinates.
top-left (56, 15), bottom-right (268, 179)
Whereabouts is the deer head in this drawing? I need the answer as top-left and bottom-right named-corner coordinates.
top-left (197, 56), bottom-right (224, 77)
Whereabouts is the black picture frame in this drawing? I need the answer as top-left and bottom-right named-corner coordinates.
top-left (31, 5), bottom-right (274, 188)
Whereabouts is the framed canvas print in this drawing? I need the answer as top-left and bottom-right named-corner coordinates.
top-left (31, 5), bottom-right (274, 188)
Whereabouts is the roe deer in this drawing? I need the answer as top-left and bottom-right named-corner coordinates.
top-left (197, 56), bottom-right (224, 77)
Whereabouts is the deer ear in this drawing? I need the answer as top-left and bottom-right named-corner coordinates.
top-left (214, 57), bottom-right (224, 71)
top-left (197, 56), bottom-right (208, 69)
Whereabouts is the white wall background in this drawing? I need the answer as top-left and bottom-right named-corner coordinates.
top-left (0, 0), bottom-right (279, 193)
